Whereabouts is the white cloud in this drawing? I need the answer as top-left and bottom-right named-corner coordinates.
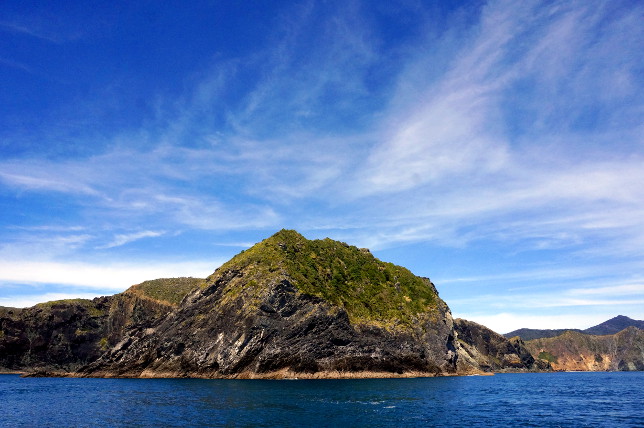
top-left (0, 233), bottom-right (95, 260)
top-left (97, 230), bottom-right (165, 249)
top-left (0, 292), bottom-right (107, 309)
top-left (450, 293), bottom-right (644, 311)
top-left (0, 170), bottom-right (100, 195)
top-left (566, 284), bottom-right (644, 297)
top-left (1, 0), bottom-right (642, 327)
top-left (0, 21), bottom-right (63, 43)
top-left (0, 260), bottom-right (218, 292)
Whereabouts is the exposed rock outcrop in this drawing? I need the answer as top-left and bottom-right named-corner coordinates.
top-left (5, 230), bottom-right (640, 378)
top-left (0, 277), bottom-right (204, 373)
top-left (454, 318), bottom-right (550, 372)
top-left (524, 327), bottom-right (644, 371)
top-left (80, 230), bottom-right (462, 378)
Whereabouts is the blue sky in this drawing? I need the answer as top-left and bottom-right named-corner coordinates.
top-left (1, 0), bottom-right (642, 333)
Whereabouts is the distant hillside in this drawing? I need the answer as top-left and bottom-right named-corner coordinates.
top-left (454, 319), bottom-right (550, 372)
top-left (584, 315), bottom-right (644, 335)
top-left (524, 327), bottom-right (644, 371)
top-left (503, 328), bottom-right (583, 341)
top-left (504, 315), bottom-right (643, 340)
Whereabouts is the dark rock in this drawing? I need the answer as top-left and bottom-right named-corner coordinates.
top-left (79, 231), bottom-right (463, 378)
top-left (454, 318), bottom-right (550, 372)
top-left (0, 278), bottom-right (203, 373)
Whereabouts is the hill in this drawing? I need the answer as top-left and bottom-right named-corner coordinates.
top-left (583, 315), bottom-right (644, 336)
top-left (80, 230), bottom-right (466, 378)
top-left (503, 328), bottom-right (582, 341)
top-left (0, 277), bottom-right (203, 372)
top-left (504, 315), bottom-right (643, 340)
top-left (454, 319), bottom-right (550, 372)
top-left (525, 327), bottom-right (644, 371)
top-left (9, 230), bottom-right (636, 378)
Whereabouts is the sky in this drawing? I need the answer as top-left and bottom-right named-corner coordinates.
top-left (1, 0), bottom-right (642, 334)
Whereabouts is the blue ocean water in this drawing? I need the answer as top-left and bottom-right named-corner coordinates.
top-left (1, 372), bottom-right (642, 427)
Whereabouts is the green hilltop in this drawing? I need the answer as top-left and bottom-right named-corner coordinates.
top-left (213, 229), bottom-right (439, 327)
top-left (125, 277), bottom-right (206, 306)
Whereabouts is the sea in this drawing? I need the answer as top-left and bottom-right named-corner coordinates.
top-left (1, 372), bottom-right (642, 427)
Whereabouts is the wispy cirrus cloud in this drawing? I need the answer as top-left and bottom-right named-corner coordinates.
top-left (567, 284), bottom-right (644, 297)
top-left (0, 0), bottom-right (642, 322)
top-left (0, 170), bottom-right (100, 195)
top-left (97, 230), bottom-right (166, 249)
top-left (0, 21), bottom-right (62, 43)
top-left (0, 145), bottom-right (282, 233)
top-left (0, 260), bottom-right (217, 291)
top-left (0, 292), bottom-right (109, 309)
top-left (328, 0), bottom-right (644, 255)
top-left (1, 1), bottom-right (640, 256)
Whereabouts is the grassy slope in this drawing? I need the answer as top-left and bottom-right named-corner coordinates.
top-left (214, 229), bottom-right (438, 327)
top-left (14, 230), bottom-right (438, 327)
top-left (125, 277), bottom-right (206, 306)
top-left (26, 277), bottom-right (205, 311)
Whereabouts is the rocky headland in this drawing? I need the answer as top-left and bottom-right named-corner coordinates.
top-left (1, 230), bottom-right (641, 378)
top-left (502, 315), bottom-right (644, 372)
top-left (454, 319), bottom-right (550, 372)
top-left (79, 230), bottom-right (464, 378)
top-left (0, 277), bottom-right (204, 373)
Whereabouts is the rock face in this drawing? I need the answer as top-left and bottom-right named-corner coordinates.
top-left (0, 298), bottom-right (112, 372)
top-left (80, 230), bottom-right (462, 378)
top-left (524, 327), bottom-right (644, 371)
top-left (454, 319), bottom-right (550, 372)
top-left (6, 230), bottom-right (638, 378)
top-left (0, 278), bottom-right (204, 372)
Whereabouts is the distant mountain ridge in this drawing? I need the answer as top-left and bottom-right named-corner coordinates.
top-left (504, 315), bottom-right (644, 340)
top-left (584, 315), bottom-right (644, 335)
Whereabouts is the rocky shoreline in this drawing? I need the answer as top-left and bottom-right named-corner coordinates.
top-left (2, 231), bottom-right (642, 379)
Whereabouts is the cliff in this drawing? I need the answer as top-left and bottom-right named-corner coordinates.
top-left (4, 230), bottom-right (638, 378)
top-left (79, 230), bottom-right (462, 378)
top-left (454, 319), bottom-right (549, 372)
top-left (0, 277), bottom-right (204, 372)
top-left (525, 327), bottom-right (644, 371)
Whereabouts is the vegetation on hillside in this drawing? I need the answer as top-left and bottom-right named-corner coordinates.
top-left (215, 229), bottom-right (438, 326)
top-left (34, 298), bottom-right (107, 317)
top-left (126, 277), bottom-right (205, 306)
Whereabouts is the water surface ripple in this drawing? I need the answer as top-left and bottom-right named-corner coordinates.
top-left (1, 372), bottom-right (642, 427)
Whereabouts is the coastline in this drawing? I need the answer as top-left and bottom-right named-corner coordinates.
top-left (19, 367), bottom-right (644, 379)
top-left (21, 367), bottom-right (495, 379)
